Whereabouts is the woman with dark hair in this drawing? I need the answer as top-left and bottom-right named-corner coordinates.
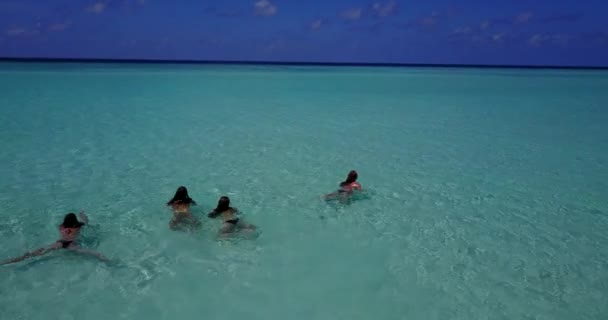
top-left (323, 170), bottom-right (363, 201)
top-left (167, 186), bottom-right (200, 230)
top-left (1, 211), bottom-right (109, 265)
top-left (208, 196), bottom-right (256, 234)
top-left (167, 186), bottom-right (196, 207)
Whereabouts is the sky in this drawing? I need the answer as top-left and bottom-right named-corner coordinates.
top-left (0, 0), bottom-right (607, 66)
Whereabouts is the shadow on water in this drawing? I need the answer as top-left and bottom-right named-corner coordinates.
top-left (134, 255), bottom-right (167, 290)
top-left (79, 235), bottom-right (101, 249)
top-left (217, 229), bottom-right (261, 242)
top-left (13, 255), bottom-right (62, 271)
top-left (320, 189), bottom-right (373, 218)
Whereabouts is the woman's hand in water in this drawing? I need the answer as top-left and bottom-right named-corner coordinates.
top-left (70, 247), bottom-right (110, 262)
top-left (78, 210), bottom-right (89, 224)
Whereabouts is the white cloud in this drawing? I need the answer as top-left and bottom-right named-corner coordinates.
top-left (310, 19), bottom-right (323, 30)
top-left (470, 35), bottom-right (485, 43)
top-left (372, 0), bottom-right (397, 17)
top-left (121, 39), bottom-right (138, 47)
top-left (453, 27), bottom-right (472, 35)
top-left (480, 20), bottom-right (490, 30)
top-left (492, 33), bottom-right (505, 42)
top-left (414, 11), bottom-right (441, 27)
top-left (0, 3), bottom-right (38, 15)
top-left (49, 22), bottom-right (71, 32)
top-left (551, 34), bottom-right (572, 46)
top-left (6, 27), bottom-right (27, 36)
top-left (515, 12), bottom-right (533, 24)
top-left (86, 2), bottom-right (106, 14)
top-left (528, 33), bottom-right (571, 47)
top-left (420, 16), bottom-right (437, 26)
top-left (265, 39), bottom-right (286, 52)
top-left (529, 34), bottom-right (545, 46)
top-left (157, 37), bottom-right (170, 49)
top-left (254, 0), bottom-right (277, 16)
top-left (5, 26), bottom-right (39, 37)
top-left (341, 8), bottom-right (362, 20)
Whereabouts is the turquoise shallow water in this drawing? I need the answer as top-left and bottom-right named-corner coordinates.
top-left (0, 63), bottom-right (607, 319)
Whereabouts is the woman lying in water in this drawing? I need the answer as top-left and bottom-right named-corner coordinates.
top-left (208, 196), bottom-right (256, 234)
top-left (1, 211), bottom-right (109, 265)
top-left (323, 170), bottom-right (363, 202)
top-left (167, 186), bottom-right (201, 231)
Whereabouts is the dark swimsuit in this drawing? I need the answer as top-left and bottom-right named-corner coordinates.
top-left (58, 225), bottom-right (82, 248)
top-left (212, 207), bottom-right (239, 225)
top-left (57, 240), bottom-right (73, 248)
top-left (338, 185), bottom-right (353, 193)
top-left (226, 218), bottom-right (240, 225)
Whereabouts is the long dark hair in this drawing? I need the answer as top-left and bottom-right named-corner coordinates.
top-left (167, 186), bottom-right (196, 205)
top-left (62, 213), bottom-right (84, 228)
top-left (340, 170), bottom-right (358, 187)
top-left (213, 196), bottom-right (232, 213)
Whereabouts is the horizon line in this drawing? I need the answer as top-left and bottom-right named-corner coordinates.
top-left (1, 57), bottom-right (607, 70)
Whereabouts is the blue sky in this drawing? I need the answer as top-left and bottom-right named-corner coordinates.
top-left (0, 0), bottom-right (607, 66)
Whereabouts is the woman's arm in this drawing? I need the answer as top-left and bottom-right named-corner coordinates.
top-left (1, 244), bottom-right (59, 265)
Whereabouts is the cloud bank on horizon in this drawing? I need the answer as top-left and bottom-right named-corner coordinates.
top-left (0, 0), bottom-right (607, 66)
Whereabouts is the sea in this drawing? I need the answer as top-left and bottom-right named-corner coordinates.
top-left (0, 62), bottom-right (607, 320)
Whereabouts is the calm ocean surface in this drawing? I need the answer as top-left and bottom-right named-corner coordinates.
top-left (0, 62), bottom-right (607, 319)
